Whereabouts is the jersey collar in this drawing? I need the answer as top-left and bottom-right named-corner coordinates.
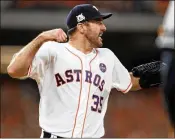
top-left (65, 43), bottom-right (97, 57)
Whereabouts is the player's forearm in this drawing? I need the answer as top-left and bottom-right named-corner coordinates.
top-left (129, 72), bottom-right (142, 91)
top-left (7, 34), bottom-right (46, 78)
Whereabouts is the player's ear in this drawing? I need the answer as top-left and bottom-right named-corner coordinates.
top-left (77, 23), bottom-right (84, 34)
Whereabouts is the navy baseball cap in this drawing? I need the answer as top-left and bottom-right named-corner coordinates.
top-left (66, 4), bottom-right (112, 31)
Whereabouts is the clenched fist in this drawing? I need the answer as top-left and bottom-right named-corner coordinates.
top-left (40, 28), bottom-right (67, 43)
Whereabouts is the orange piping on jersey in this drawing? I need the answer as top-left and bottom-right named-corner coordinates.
top-left (28, 65), bottom-right (32, 76)
top-left (65, 48), bottom-right (83, 138)
top-left (81, 49), bottom-right (98, 137)
top-left (120, 81), bottom-right (132, 93)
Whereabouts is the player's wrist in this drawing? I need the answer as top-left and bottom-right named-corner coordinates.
top-left (38, 32), bottom-right (50, 43)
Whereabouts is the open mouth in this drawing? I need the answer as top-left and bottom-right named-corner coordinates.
top-left (99, 33), bottom-right (103, 40)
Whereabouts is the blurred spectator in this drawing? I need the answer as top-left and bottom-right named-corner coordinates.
top-left (132, 1), bottom-right (156, 13)
top-left (12, 0), bottom-right (88, 9)
top-left (6, 0), bottom-right (169, 14)
top-left (91, 1), bottom-right (134, 13)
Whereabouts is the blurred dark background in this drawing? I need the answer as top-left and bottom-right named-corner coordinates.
top-left (1, 0), bottom-right (172, 138)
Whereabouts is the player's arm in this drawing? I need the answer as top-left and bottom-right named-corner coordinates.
top-left (112, 50), bottom-right (163, 93)
top-left (111, 67), bottom-right (142, 93)
top-left (7, 29), bottom-right (67, 78)
top-left (111, 54), bottom-right (132, 93)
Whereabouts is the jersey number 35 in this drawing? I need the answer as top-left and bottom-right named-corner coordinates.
top-left (91, 94), bottom-right (104, 113)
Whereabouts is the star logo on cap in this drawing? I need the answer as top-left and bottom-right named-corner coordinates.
top-left (76, 13), bottom-right (85, 23)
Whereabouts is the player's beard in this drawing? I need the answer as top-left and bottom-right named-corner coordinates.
top-left (85, 31), bottom-right (103, 48)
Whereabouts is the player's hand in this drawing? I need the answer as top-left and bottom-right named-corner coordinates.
top-left (40, 28), bottom-right (67, 43)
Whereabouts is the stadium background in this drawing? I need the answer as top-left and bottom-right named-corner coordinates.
top-left (0, 0), bottom-right (172, 137)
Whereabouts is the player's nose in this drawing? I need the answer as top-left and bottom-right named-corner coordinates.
top-left (101, 24), bottom-right (106, 32)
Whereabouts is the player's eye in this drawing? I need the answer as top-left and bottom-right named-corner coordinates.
top-left (94, 20), bottom-right (103, 25)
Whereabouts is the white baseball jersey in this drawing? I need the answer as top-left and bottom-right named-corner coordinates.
top-left (14, 41), bottom-right (132, 138)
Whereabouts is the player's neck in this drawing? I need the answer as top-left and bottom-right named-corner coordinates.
top-left (68, 38), bottom-right (94, 54)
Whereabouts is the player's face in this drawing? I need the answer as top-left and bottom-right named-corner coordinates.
top-left (84, 19), bottom-right (106, 48)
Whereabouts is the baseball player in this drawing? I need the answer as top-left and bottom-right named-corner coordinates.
top-left (7, 4), bottom-right (162, 138)
top-left (156, 1), bottom-right (174, 137)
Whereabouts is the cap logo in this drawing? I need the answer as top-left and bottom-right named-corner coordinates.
top-left (93, 6), bottom-right (98, 11)
top-left (76, 13), bottom-right (85, 23)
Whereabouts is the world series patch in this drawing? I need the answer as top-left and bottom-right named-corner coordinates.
top-left (99, 63), bottom-right (106, 73)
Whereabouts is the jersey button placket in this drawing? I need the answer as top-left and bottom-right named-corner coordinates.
top-left (81, 56), bottom-right (94, 137)
top-left (73, 57), bottom-right (87, 137)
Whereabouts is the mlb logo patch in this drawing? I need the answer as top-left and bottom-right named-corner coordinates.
top-left (99, 63), bottom-right (106, 73)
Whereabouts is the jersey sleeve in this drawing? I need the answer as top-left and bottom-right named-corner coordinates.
top-left (112, 54), bottom-right (132, 93)
top-left (16, 41), bottom-right (56, 82)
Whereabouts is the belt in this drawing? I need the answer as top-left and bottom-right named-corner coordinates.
top-left (43, 131), bottom-right (63, 138)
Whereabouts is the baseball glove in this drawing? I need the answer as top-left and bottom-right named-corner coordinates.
top-left (131, 61), bottom-right (166, 88)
